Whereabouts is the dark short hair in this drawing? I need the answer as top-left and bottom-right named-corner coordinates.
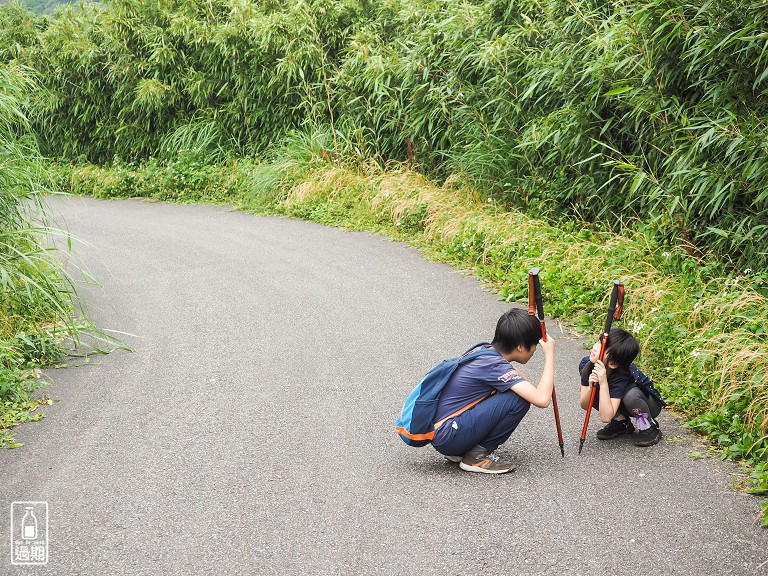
top-left (604, 328), bottom-right (640, 371)
top-left (491, 308), bottom-right (542, 354)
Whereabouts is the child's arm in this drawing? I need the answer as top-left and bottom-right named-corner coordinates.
top-left (582, 360), bottom-right (621, 422)
top-left (579, 384), bottom-right (592, 409)
top-left (509, 337), bottom-right (555, 408)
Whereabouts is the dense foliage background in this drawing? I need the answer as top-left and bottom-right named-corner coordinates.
top-left (1, 0), bottom-right (767, 271)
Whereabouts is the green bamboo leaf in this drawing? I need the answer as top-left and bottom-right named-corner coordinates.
top-left (603, 85), bottom-right (633, 97)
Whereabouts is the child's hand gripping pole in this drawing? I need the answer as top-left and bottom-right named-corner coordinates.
top-left (578, 280), bottom-right (625, 455)
top-left (528, 268), bottom-right (564, 457)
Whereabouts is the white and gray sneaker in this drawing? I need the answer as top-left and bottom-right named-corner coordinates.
top-left (459, 450), bottom-right (516, 474)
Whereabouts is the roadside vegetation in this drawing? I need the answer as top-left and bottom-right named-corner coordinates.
top-left (0, 64), bottom-right (106, 447)
top-left (1, 0), bottom-right (766, 521)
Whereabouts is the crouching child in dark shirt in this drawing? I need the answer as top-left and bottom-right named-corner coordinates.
top-left (579, 328), bottom-right (665, 447)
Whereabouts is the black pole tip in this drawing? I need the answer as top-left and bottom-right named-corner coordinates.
top-left (559, 444), bottom-right (565, 458)
top-left (578, 439), bottom-right (585, 455)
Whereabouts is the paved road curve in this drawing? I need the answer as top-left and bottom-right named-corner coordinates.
top-left (1, 196), bottom-right (766, 575)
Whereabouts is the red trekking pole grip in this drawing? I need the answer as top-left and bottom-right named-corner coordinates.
top-left (528, 272), bottom-right (537, 319)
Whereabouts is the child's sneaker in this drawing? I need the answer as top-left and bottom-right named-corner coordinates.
top-left (459, 450), bottom-right (516, 474)
top-left (634, 421), bottom-right (662, 447)
top-left (443, 455), bottom-right (462, 463)
top-left (596, 418), bottom-right (634, 440)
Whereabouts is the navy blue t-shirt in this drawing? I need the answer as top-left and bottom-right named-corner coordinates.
top-left (433, 345), bottom-right (527, 424)
top-left (579, 356), bottom-right (636, 409)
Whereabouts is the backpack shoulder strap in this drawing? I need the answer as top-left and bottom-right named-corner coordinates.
top-left (459, 342), bottom-right (498, 360)
top-left (630, 363), bottom-right (667, 407)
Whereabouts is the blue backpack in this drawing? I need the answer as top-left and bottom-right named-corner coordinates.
top-left (396, 343), bottom-right (499, 447)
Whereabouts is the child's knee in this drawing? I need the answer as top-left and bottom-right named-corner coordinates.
top-left (621, 387), bottom-right (650, 414)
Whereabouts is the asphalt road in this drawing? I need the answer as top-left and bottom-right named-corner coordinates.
top-left (1, 196), bottom-right (766, 575)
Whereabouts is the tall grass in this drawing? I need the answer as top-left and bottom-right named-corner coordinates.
top-left (0, 63), bottom-right (114, 447)
top-left (158, 119), bottom-right (230, 162)
top-left (0, 65), bottom-right (66, 334)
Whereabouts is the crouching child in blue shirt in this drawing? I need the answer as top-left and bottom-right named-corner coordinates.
top-left (431, 308), bottom-right (556, 474)
top-left (579, 328), bottom-right (665, 447)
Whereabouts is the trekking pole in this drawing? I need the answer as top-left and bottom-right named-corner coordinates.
top-left (578, 280), bottom-right (625, 455)
top-left (528, 268), bottom-right (564, 457)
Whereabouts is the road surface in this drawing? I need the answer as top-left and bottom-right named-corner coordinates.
top-left (1, 196), bottom-right (766, 575)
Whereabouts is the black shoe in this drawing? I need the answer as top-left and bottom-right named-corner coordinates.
top-left (596, 418), bottom-right (634, 440)
top-left (634, 422), bottom-right (662, 447)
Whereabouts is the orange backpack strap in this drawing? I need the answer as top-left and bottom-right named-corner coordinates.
top-left (433, 390), bottom-right (497, 431)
